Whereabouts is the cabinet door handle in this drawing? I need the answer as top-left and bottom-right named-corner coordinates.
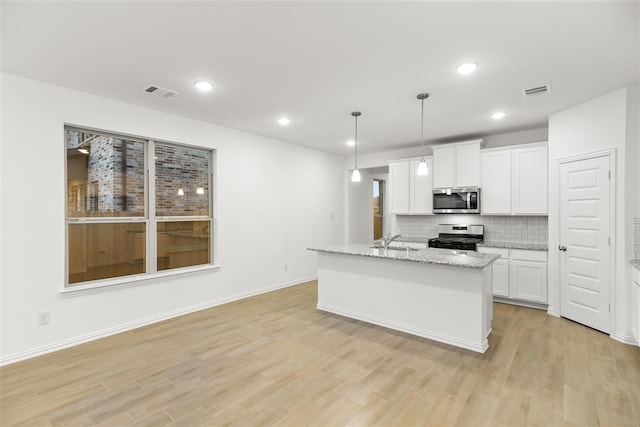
top-left (558, 245), bottom-right (567, 251)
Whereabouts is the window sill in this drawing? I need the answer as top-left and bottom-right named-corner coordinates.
top-left (59, 264), bottom-right (221, 297)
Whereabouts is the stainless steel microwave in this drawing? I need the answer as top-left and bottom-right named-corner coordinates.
top-left (432, 187), bottom-right (481, 214)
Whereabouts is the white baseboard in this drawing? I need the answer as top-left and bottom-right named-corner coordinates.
top-left (493, 296), bottom-right (548, 311)
top-left (0, 276), bottom-right (317, 366)
top-left (316, 303), bottom-right (488, 353)
top-left (611, 331), bottom-right (639, 346)
top-left (546, 305), bottom-right (560, 317)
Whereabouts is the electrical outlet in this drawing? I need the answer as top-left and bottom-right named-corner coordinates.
top-left (37, 312), bottom-right (49, 325)
top-left (284, 264), bottom-right (288, 272)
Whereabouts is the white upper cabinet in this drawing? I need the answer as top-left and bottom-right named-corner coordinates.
top-left (481, 142), bottom-right (548, 215)
top-left (456, 143), bottom-right (481, 188)
top-left (432, 139), bottom-right (482, 189)
top-left (481, 150), bottom-right (512, 214)
top-left (389, 162), bottom-right (410, 214)
top-left (433, 146), bottom-right (456, 189)
top-left (409, 158), bottom-right (433, 214)
top-left (389, 157), bottom-right (433, 215)
top-left (512, 144), bottom-right (548, 215)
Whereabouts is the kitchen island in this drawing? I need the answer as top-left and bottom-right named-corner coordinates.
top-left (308, 244), bottom-right (499, 353)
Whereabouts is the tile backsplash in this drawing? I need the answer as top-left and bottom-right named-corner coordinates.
top-left (396, 215), bottom-right (548, 245)
top-left (633, 218), bottom-right (640, 260)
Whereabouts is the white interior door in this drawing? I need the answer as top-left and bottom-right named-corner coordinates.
top-left (560, 155), bottom-right (610, 333)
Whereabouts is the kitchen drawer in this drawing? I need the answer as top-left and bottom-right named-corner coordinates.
top-left (511, 249), bottom-right (547, 263)
top-left (477, 247), bottom-right (509, 259)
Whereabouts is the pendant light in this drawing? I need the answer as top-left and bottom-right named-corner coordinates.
top-left (351, 111), bottom-right (362, 182)
top-left (416, 93), bottom-right (430, 176)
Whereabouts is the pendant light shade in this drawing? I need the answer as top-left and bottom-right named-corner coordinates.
top-left (351, 111), bottom-right (362, 182)
top-left (416, 93), bottom-right (430, 176)
top-left (416, 158), bottom-right (428, 175)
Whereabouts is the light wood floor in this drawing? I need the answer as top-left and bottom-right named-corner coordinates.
top-left (1, 281), bottom-right (639, 426)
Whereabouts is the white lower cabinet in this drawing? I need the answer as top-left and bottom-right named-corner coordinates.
top-left (632, 266), bottom-right (640, 347)
top-left (480, 248), bottom-right (509, 297)
top-left (509, 250), bottom-right (548, 303)
top-left (491, 258), bottom-right (510, 298)
top-left (478, 247), bottom-right (548, 304)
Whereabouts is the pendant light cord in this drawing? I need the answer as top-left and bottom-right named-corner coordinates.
top-left (351, 111), bottom-right (361, 169)
top-left (417, 93), bottom-right (429, 159)
top-left (354, 114), bottom-right (358, 169)
top-left (420, 97), bottom-right (424, 158)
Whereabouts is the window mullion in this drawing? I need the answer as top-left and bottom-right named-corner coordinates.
top-left (148, 140), bottom-right (157, 274)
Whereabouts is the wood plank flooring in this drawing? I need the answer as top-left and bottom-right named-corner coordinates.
top-left (1, 280), bottom-right (639, 426)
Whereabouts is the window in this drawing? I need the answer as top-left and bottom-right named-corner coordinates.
top-left (65, 126), bottom-right (214, 287)
top-left (373, 179), bottom-right (384, 240)
top-left (154, 142), bottom-right (211, 271)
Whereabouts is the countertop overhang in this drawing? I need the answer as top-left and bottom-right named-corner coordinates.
top-left (308, 243), bottom-right (499, 269)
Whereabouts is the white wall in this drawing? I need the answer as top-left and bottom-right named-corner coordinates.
top-left (347, 167), bottom-right (391, 244)
top-left (0, 73), bottom-right (346, 364)
top-left (548, 87), bottom-right (637, 342)
top-left (348, 170), bottom-right (373, 243)
top-left (627, 86), bottom-right (640, 217)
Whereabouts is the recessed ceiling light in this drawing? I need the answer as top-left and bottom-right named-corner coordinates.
top-left (278, 117), bottom-right (291, 126)
top-left (491, 111), bottom-right (507, 120)
top-left (346, 140), bottom-right (355, 147)
top-left (456, 62), bottom-right (478, 75)
top-left (194, 80), bottom-right (214, 92)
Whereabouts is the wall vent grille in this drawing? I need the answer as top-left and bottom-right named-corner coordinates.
top-left (523, 84), bottom-right (551, 98)
top-left (143, 85), bottom-right (178, 98)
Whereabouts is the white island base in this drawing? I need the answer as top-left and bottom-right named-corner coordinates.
top-left (316, 252), bottom-right (493, 353)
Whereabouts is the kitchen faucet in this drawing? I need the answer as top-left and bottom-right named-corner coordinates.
top-left (383, 233), bottom-right (401, 250)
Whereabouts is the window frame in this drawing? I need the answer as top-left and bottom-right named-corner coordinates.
top-left (63, 124), bottom-right (217, 292)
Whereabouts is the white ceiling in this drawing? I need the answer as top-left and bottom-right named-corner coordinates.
top-left (2, 1), bottom-right (638, 155)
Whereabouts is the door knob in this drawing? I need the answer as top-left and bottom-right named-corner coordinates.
top-left (558, 245), bottom-right (567, 251)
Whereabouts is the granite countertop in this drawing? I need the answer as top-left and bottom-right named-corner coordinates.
top-left (308, 243), bottom-right (499, 269)
top-left (631, 259), bottom-right (640, 269)
top-left (478, 241), bottom-right (549, 251)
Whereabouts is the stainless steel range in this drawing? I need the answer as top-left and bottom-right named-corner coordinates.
top-left (428, 224), bottom-right (484, 251)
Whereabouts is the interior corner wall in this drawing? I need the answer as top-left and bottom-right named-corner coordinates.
top-left (627, 85), bottom-right (640, 218)
top-left (0, 73), bottom-right (4, 347)
top-left (0, 73), bottom-right (346, 364)
top-left (348, 170), bottom-right (373, 243)
top-left (548, 87), bottom-right (631, 341)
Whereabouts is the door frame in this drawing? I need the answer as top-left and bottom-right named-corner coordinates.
top-left (556, 148), bottom-right (616, 335)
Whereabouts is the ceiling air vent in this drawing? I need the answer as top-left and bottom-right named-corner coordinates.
top-left (523, 84), bottom-right (551, 98)
top-left (143, 85), bottom-right (178, 98)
